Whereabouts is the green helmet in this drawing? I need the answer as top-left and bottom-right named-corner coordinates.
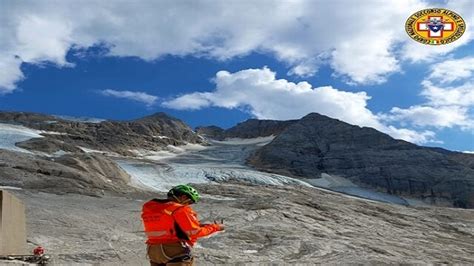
top-left (168, 184), bottom-right (200, 203)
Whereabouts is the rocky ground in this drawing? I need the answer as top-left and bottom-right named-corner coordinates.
top-left (7, 182), bottom-right (474, 265)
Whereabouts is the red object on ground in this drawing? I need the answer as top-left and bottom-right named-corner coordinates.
top-left (33, 246), bottom-right (45, 256)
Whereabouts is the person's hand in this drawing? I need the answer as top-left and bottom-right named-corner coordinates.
top-left (213, 219), bottom-right (225, 231)
top-left (216, 223), bottom-right (225, 231)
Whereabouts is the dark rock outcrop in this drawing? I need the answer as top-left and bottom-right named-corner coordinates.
top-left (196, 126), bottom-right (225, 140)
top-left (445, 152), bottom-right (474, 170)
top-left (248, 113), bottom-right (474, 208)
top-left (225, 119), bottom-right (297, 138)
top-left (197, 119), bottom-right (297, 140)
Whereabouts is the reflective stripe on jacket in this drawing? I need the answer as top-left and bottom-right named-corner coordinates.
top-left (142, 199), bottom-right (221, 246)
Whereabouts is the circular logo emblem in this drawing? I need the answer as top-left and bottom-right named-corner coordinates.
top-left (405, 8), bottom-right (466, 45)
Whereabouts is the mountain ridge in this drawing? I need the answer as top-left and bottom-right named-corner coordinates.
top-left (248, 113), bottom-right (474, 208)
top-left (1, 110), bottom-right (473, 208)
top-left (0, 111), bottom-right (204, 156)
top-left (197, 118), bottom-right (297, 140)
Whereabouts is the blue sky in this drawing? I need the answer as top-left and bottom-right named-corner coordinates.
top-left (0, 0), bottom-right (473, 151)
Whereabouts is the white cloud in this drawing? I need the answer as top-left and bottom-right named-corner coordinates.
top-left (100, 89), bottom-right (158, 106)
top-left (384, 126), bottom-right (439, 145)
top-left (0, 55), bottom-right (24, 94)
top-left (401, 35), bottom-right (472, 63)
top-left (163, 92), bottom-right (213, 110)
top-left (421, 81), bottom-right (474, 107)
top-left (383, 56), bottom-right (474, 130)
top-left (287, 60), bottom-right (319, 78)
top-left (163, 67), bottom-right (436, 144)
top-left (15, 15), bottom-right (73, 66)
top-left (330, 34), bottom-right (400, 84)
top-left (385, 105), bottom-right (472, 128)
top-left (5, 0), bottom-right (468, 92)
top-left (427, 57), bottom-right (474, 84)
top-left (419, 57), bottom-right (474, 109)
top-left (165, 67), bottom-right (376, 124)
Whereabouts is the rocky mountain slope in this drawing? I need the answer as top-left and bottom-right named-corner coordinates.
top-left (195, 125), bottom-right (225, 140)
top-left (248, 113), bottom-right (474, 208)
top-left (196, 119), bottom-right (296, 139)
top-left (0, 111), bottom-right (206, 197)
top-left (0, 149), bottom-right (136, 196)
top-left (0, 111), bottom-right (204, 156)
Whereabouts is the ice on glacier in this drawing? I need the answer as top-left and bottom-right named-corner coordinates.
top-left (0, 123), bottom-right (44, 153)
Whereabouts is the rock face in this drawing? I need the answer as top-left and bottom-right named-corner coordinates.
top-left (248, 113), bottom-right (474, 208)
top-left (197, 119), bottom-right (296, 139)
top-left (0, 149), bottom-right (135, 196)
top-left (16, 138), bottom-right (83, 154)
top-left (225, 119), bottom-right (297, 138)
top-left (132, 112), bottom-right (202, 143)
top-left (195, 126), bottom-right (225, 140)
top-left (0, 111), bottom-right (204, 155)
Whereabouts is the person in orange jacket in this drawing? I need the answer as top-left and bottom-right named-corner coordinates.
top-left (141, 184), bottom-right (224, 266)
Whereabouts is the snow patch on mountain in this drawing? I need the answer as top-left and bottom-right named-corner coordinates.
top-left (209, 135), bottom-right (275, 146)
top-left (130, 143), bottom-right (207, 161)
top-left (0, 123), bottom-right (44, 153)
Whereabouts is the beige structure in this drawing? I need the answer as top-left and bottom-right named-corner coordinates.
top-left (0, 190), bottom-right (27, 255)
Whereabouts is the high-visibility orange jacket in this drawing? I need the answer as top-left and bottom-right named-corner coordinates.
top-left (142, 199), bottom-right (221, 246)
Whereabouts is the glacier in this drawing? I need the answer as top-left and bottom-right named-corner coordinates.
top-left (117, 137), bottom-right (310, 192)
top-left (117, 137), bottom-right (414, 206)
top-left (0, 123), bottom-right (44, 153)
